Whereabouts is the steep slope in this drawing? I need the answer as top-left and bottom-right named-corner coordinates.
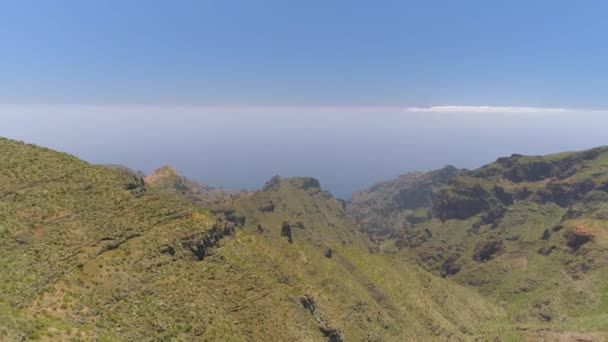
top-left (0, 138), bottom-right (243, 340)
top-left (347, 166), bottom-right (464, 244)
top-left (144, 165), bottom-right (231, 206)
top-left (0, 138), bottom-right (503, 341)
top-left (352, 146), bottom-right (608, 339)
top-left (233, 175), bottom-right (374, 251)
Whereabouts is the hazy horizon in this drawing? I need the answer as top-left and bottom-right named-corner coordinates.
top-left (4, 1), bottom-right (608, 196)
top-left (3, 105), bottom-right (608, 197)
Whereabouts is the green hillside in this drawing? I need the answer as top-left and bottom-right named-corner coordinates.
top-left (352, 146), bottom-right (608, 340)
top-left (0, 138), bottom-right (505, 341)
top-left (348, 165), bottom-right (464, 243)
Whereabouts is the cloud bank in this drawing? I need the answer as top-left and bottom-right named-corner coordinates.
top-left (405, 106), bottom-right (573, 114)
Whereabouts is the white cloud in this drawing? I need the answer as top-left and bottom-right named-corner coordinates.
top-left (405, 106), bottom-right (573, 114)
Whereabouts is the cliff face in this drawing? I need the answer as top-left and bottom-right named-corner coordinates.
top-left (347, 165), bottom-right (464, 242)
top-left (434, 147), bottom-right (608, 224)
top-left (349, 146), bottom-right (608, 338)
top-left (144, 165), bottom-right (232, 206)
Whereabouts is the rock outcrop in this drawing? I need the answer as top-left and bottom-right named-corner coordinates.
top-left (473, 236), bottom-right (504, 261)
top-left (348, 166), bottom-right (464, 241)
top-left (299, 294), bottom-right (344, 342)
top-left (565, 225), bottom-right (594, 251)
top-left (281, 221), bottom-right (293, 244)
top-left (144, 165), bottom-right (230, 206)
top-left (181, 222), bottom-right (236, 260)
top-left (434, 177), bottom-right (511, 222)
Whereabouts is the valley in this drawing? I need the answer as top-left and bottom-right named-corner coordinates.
top-left (1, 137), bottom-right (607, 341)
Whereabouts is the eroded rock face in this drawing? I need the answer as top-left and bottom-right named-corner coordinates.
top-left (433, 153), bottom-right (603, 223)
top-left (212, 209), bottom-right (246, 226)
top-left (476, 155), bottom-right (554, 181)
top-left (391, 225), bottom-right (432, 248)
top-left (415, 248), bottom-right (462, 277)
top-left (299, 294), bottom-right (343, 342)
top-left (281, 221), bottom-right (293, 244)
top-left (159, 245), bottom-right (176, 256)
top-left (440, 254), bottom-right (462, 277)
top-left (180, 210), bottom-right (244, 261)
top-left (300, 295), bottom-right (316, 314)
top-left (505, 160), bottom-right (556, 182)
top-left (181, 223), bottom-right (236, 260)
top-left (348, 166), bottom-right (464, 241)
top-left (144, 165), bottom-right (230, 206)
top-left (292, 177), bottom-right (321, 190)
top-left (261, 175), bottom-right (322, 194)
top-left (319, 326), bottom-right (344, 342)
top-left (565, 226), bottom-right (594, 251)
top-left (473, 147), bottom-right (606, 183)
top-left (257, 199), bottom-right (275, 213)
top-left (124, 175), bottom-right (145, 192)
top-left (537, 179), bottom-right (596, 207)
top-left (434, 179), bottom-right (510, 222)
top-left (262, 175), bottom-right (281, 191)
top-left (473, 237), bottom-right (504, 261)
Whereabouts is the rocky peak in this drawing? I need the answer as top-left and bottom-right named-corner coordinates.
top-left (261, 175), bottom-right (322, 192)
top-left (144, 165), bottom-right (180, 185)
top-left (289, 177), bottom-right (321, 191)
top-left (262, 175), bottom-right (282, 191)
top-left (143, 165), bottom-right (230, 206)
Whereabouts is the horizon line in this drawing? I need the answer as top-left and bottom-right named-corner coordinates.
top-left (1, 104), bottom-right (607, 113)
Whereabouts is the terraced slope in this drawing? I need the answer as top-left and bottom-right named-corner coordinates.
top-left (352, 146), bottom-right (608, 339)
top-left (0, 138), bottom-right (503, 341)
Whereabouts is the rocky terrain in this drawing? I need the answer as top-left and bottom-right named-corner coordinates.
top-left (2, 136), bottom-right (608, 340)
top-left (0, 137), bottom-right (505, 341)
top-left (347, 165), bottom-right (464, 243)
top-left (144, 165), bottom-right (233, 207)
top-left (351, 146), bottom-right (608, 339)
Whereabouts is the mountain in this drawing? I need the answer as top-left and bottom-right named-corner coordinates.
top-left (347, 165), bottom-right (464, 243)
top-left (5, 135), bottom-right (608, 340)
top-left (0, 137), bottom-right (505, 341)
top-left (350, 146), bottom-right (608, 340)
top-left (144, 165), bottom-right (232, 207)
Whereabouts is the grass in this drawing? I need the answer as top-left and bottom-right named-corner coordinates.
top-left (0, 137), bottom-right (507, 340)
top-left (380, 145), bottom-right (608, 339)
top-left (4, 136), bottom-right (608, 340)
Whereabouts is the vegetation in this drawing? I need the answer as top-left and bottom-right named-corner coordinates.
top-left (352, 145), bottom-right (608, 340)
top-left (0, 137), bottom-right (505, 341)
top-left (3, 136), bottom-right (608, 340)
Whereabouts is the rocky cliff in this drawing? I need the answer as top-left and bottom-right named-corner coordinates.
top-left (349, 146), bottom-right (608, 339)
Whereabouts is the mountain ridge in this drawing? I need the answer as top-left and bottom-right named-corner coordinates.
top-left (0, 137), bottom-right (508, 341)
top-left (349, 144), bottom-right (608, 339)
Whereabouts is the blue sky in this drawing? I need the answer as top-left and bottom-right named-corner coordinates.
top-left (2, 0), bottom-right (608, 106)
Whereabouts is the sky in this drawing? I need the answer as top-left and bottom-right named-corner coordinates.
top-left (4, 106), bottom-right (608, 197)
top-left (2, 1), bottom-right (608, 196)
top-left (3, 0), bottom-right (608, 106)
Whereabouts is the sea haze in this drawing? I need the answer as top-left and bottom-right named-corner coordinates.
top-left (2, 106), bottom-right (608, 198)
